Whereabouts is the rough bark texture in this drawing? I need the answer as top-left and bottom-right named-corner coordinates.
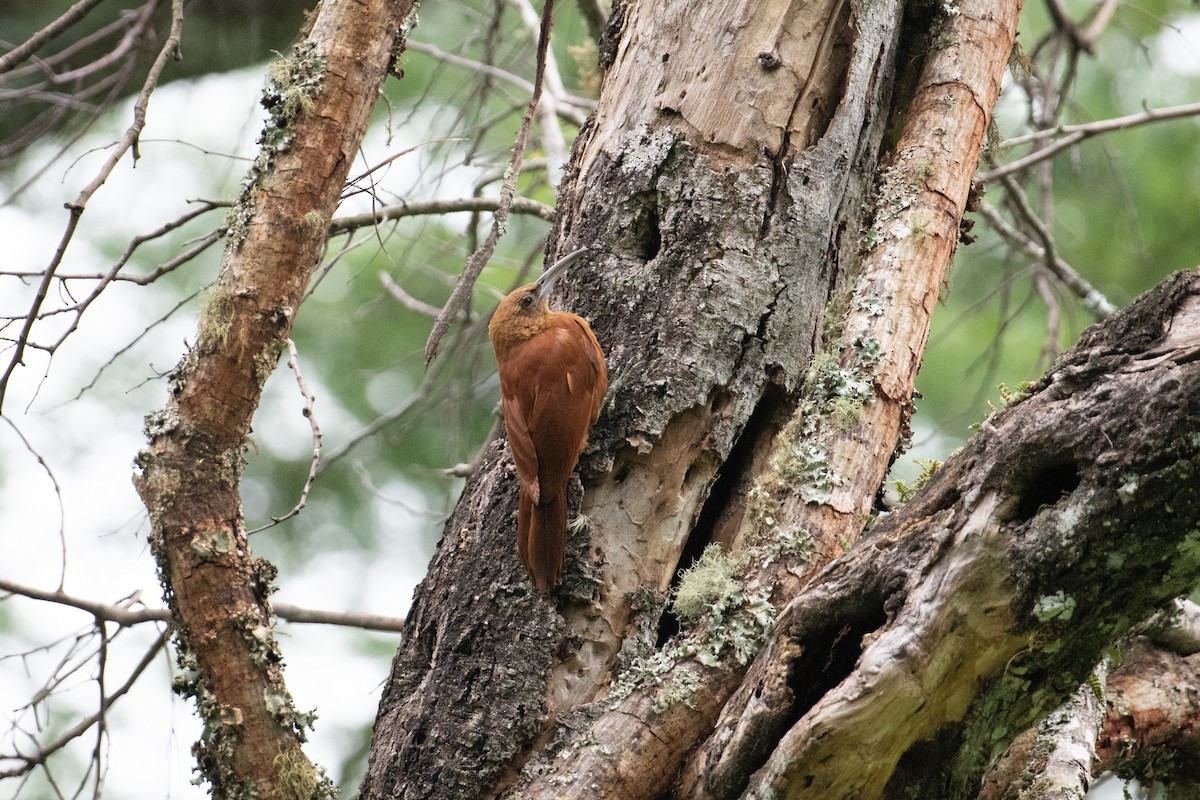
top-left (361, 0), bottom-right (899, 795)
top-left (981, 605), bottom-right (1200, 800)
top-left (717, 271), bottom-right (1200, 799)
top-left (360, 0), bottom-right (1032, 798)
top-left (1098, 637), bottom-right (1200, 787)
top-left (132, 2), bottom-right (413, 797)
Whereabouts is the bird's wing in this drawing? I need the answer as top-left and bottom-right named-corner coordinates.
top-left (498, 365), bottom-right (540, 501)
top-left (522, 321), bottom-right (604, 488)
top-left (568, 316), bottom-right (607, 423)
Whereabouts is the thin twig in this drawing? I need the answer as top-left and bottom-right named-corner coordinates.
top-left (342, 138), bottom-right (466, 198)
top-left (424, 0), bottom-right (559, 364)
top-left (379, 272), bottom-right (445, 319)
top-left (0, 0), bottom-right (184, 414)
top-left (0, 578), bottom-right (406, 632)
top-left (980, 101), bottom-right (1200, 183)
top-left (1081, 0), bottom-right (1121, 50)
top-left (248, 339), bottom-right (322, 533)
top-left (63, 288), bottom-right (202, 404)
top-left (407, 40), bottom-right (593, 121)
top-left (506, 0), bottom-right (570, 185)
top-left (329, 195), bottom-right (555, 235)
top-left (1, 418), bottom-right (67, 589)
top-left (976, 200), bottom-right (1116, 319)
top-left (0, 629), bottom-right (169, 780)
top-left (0, 0), bottom-right (111, 76)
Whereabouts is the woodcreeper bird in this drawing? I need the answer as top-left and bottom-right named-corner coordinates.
top-left (488, 248), bottom-right (607, 591)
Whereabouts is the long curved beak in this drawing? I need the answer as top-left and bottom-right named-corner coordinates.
top-left (536, 248), bottom-right (588, 299)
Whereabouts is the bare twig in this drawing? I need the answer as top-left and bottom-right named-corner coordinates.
top-left (0, 578), bottom-right (406, 632)
top-left (248, 339), bottom-right (322, 533)
top-left (976, 202), bottom-right (1115, 319)
top-left (424, 0), bottom-right (559, 364)
top-left (408, 40), bottom-right (593, 122)
top-left (0, 0), bottom-right (111, 76)
top-left (342, 138), bottom-right (466, 199)
top-left (506, 0), bottom-right (570, 185)
top-left (0, 628), bottom-right (169, 781)
top-left (328, 195), bottom-right (555, 236)
top-left (980, 101), bottom-right (1200, 184)
top-left (269, 604), bottom-right (406, 632)
top-left (379, 272), bottom-right (446, 319)
top-left (982, 183), bottom-right (1117, 319)
top-left (0, 0), bottom-right (184, 414)
top-left (64, 288), bottom-right (202, 404)
top-left (1081, 0), bottom-right (1121, 50)
top-left (1, 418), bottom-right (67, 589)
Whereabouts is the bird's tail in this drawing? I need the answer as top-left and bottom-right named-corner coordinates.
top-left (518, 485), bottom-right (566, 591)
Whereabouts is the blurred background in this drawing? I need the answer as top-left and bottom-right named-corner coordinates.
top-left (0, 0), bottom-right (1197, 797)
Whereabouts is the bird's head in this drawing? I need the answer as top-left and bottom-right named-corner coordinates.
top-left (489, 248), bottom-right (587, 349)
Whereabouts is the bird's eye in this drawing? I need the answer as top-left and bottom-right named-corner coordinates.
top-left (519, 293), bottom-right (535, 309)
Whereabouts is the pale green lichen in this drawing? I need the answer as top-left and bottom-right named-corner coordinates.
top-left (608, 546), bottom-right (778, 712)
top-left (265, 687), bottom-right (319, 741)
top-left (226, 42), bottom-right (327, 249)
top-left (651, 666), bottom-right (700, 713)
top-left (1032, 590), bottom-right (1077, 623)
top-left (302, 210), bottom-right (326, 238)
top-left (190, 527), bottom-right (235, 561)
top-left (754, 526), bottom-right (813, 567)
top-left (197, 284), bottom-right (237, 353)
top-left (672, 545), bottom-right (745, 623)
top-left (274, 747), bottom-right (336, 800)
top-left (670, 545), bottom-right (776, 668)
top-left (232, 606), bottom-right (283, 668)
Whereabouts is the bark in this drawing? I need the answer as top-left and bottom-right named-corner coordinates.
top-left (981, 607), bottom-right (1200, 800)
top-left (132, 1), bottom-right (413, 797)
top-left (1098, 636), bottom-right (1200, 787)
top-left (362, 1), bottom-right (1024, 798)
top-left (712, 271), bottom-right (1200, 799)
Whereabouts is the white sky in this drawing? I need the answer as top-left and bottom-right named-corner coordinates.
top-left (0, 65), bottom-right (463, 798)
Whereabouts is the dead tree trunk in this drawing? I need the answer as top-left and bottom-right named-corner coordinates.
top-left (360, 0), bottom-right (1200, 797)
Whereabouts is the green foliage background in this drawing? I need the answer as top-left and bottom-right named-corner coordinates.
top-left (1, 0), bottom-right (1198, 796)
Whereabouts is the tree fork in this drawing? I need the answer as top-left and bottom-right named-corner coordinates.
top-left (361, 0), bottom-right (906, 794)
top-left (724, 270), bottom-right (1200, 799)
top-left (132, 1), bottom-right (414, 796)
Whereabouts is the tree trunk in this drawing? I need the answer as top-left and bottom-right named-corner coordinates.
top-left (133, 1), bottom-right (413, 797)
top-left (357, 0), bottom-right (1200, 794)
top-left (360, 0), bottom-right (1047, 798)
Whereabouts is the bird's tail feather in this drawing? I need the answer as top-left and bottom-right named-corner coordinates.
top-left (518, 486), bottom-right (566, 591)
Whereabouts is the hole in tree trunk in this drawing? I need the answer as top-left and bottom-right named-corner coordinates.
top-left (1012, 461), bottom-right (1081, 522)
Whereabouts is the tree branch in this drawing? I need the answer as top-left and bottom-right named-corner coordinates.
top-left (0, 628), bottom-right (169, 781)
top-left (328, 195), bottom-right (554, 235)
top-left (131, 2), bottom-right (415, 795)
top-left (0, 0), bottom-right (111, 76)
top-left (0, 578), bottom-right (407, 632)
top-left (0, 0), bottom-right (181, 414)
top-left (979, 101), bottom-right (1200, 184)
top-left (423, 0), bottom-right (557, 364)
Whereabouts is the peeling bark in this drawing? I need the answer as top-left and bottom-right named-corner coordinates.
top-left (362, 0), bottom-right (1032, 797)
top-left (362, 0), bottom-right (906, 795)
top-left (132, 2), bottom-right (413, 797)
top-left (984, 605), bottom-right (1200, 800)
top-left (731, 272), bottom-right (1200, 799)
top-left (361, 0), bottom-right (1200, 798)
top-left (1098, 637), bottom-right (1200, 787)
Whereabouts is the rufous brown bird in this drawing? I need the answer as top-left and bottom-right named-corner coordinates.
top-left (488, 248), bottom-right (607, 591)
